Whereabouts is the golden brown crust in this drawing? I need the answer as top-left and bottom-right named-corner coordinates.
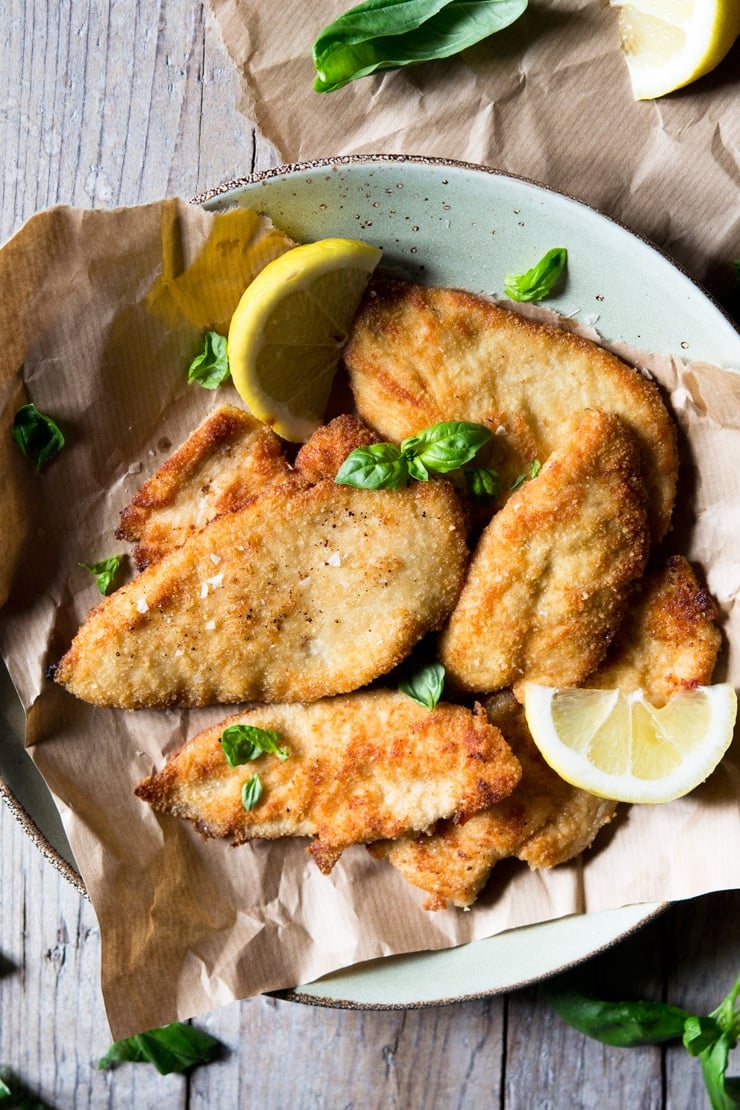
top-left (587, 554), bottom-right (720, 706)
top-left (294, 414), bottom-right (379, 483)
top-left (54, 478), bottom-right (469, 709)
top-left (135, 691), bottom-right (522, 871)
top-left (373, 691), bottom-right (616, 909)
top-left (439, 409), bottom-right (651, 698)
top-left (116, 403), bottom-right (294, 567)
top-left (344, 279), bottom-right (678, 541)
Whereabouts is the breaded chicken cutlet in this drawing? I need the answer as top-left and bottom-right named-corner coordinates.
top-left (117, 404), bottom-right (293, 569)
top-left (375, 556), bottom-right (721, 909)
top-left (343, 279), bottom-right (678, 541)
top-left (134, 690), bottom-right (522, 873)
top-left (439, 409), bottom-right (651, 699)
top-left (52, 476), bottom-right (469, 709)
top-left (369, 691), bottom-right (618, 909)
top-left (586, 554), bottom-right (720, 706)
top-left (117, 406), bottom-right (379, 569)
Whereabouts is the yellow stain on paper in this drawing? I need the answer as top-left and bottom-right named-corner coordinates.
top-left (146, 201), bottom-right (294, 335)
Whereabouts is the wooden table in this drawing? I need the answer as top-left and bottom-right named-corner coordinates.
top-left (1, 3), bottom-right (738, 1106)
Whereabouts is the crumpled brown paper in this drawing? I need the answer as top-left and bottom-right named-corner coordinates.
top-left (209, 0), bottom-right (739, 301)
top-left (0, 200), bottom-right (739, 1040)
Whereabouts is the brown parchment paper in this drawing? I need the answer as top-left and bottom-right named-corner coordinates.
top-left (209, 0), bottom-right (740, 296)
top-left (0, 200), bottom-right (739, 1041)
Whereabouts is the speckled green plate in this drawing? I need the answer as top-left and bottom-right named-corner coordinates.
top-left (3, 155), bottom-right (738, 1007)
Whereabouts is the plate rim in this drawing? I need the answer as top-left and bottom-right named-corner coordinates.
top-left (1, 152), bottom-right (733, 1006)
top-left (194, 152), bottom-right (739, 340)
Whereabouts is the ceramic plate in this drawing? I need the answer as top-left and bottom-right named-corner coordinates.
top-left (3, 155), bottom-right (738, 1006)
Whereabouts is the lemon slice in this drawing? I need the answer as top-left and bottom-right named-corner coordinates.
top-left (611, 0), bottom-right (740, 100)
top-left (227, 237), bottom-right (382, 442)
top-left (523, 684), bottom-right (737, 803)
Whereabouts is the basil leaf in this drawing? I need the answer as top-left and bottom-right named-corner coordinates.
top-left (335, 442), bottom-right (409, 489)
top-left (312, 0), bottom-right (528, 93)
top-left (98, 1022), bottom-right (220, 1075)
top-left (242, 773), bottom-right (263, 811)
top-left (401, 421), bottom-right (491, 474)
top-left (504, 247), bottom-right (568, 303)
top-left (220, 724), bottom-right (289, 767)
top-left (399, 660), bottom-right (445, 709)
top-left (79, 554), bottom-right (124, 596)
top-left (187, 331), bottom-right (230, 389)
top-left (541, 977), bottom-right (691, 1047)
top-left (510, 458), bottom-right (541, 490)
top-left (11, 403), bottom-right (65, 472)
top-left (464, 465), bottom-right (500, 501)
top-left (0, 1077), bottom-right (8, 1099)
top-left (684, 1015), bottom-right (724, 1057)
top-left (699, 1034), bottom-right (739, 1110)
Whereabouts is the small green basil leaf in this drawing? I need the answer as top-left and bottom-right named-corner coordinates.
top-left (401, 421), bottom-right (491, 474)
top-left (510, 458), bottom-right (541, 490)
top-left (699, 1034), bottom-right (739, 1110)
top-left (504, 247), bottom-right (568, 303)
top-left (312, 0), bottom-right (528, 93)
top-left (710, 972), bottom-right (740, 1036)
top-left (541, 976), bottom-right (691, 1047)
top-left (336, 442), bottom-right (409, 489)
top-left (399, 660), bottom-right (445, 709)
top-left (464, 465), bottom-right (500, 501)
top-left (12, 403), bottom-right (65, 472)
top-left (79, 554), bottom-right (124, 596)
top-left (406, 454), bottom-right (430, 482)
top-left (684, 1015), bottom-right (724, 1057)
top-left (187, 331), bottom-right (230, 389)
top-left (0, 1076), bottom-right (9, 1099)
top-left (221, 724), bottom-right (289, 768)
top-left (242, 773), bottom-right (263, 811)
top-left (98, 1022), bottom-right (220, 1075)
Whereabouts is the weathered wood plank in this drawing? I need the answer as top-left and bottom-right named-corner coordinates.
top-left (190, 994), bottom-right (505, 1109)
top-left (665, 891), bottom-right (740, 1110)
top-left (0, 805), bottom-right (187, 1108)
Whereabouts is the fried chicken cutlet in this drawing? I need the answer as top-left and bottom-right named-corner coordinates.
top-left (343, 280), bottom-right (678, 541)
top-left (376, 556), bottom-right (721, 909)
top-left (134, 690), bottom-right (522, 873)
top-left (117, 404), bottom-right (294, 569)
top-left (369, 691), bottom-right (617, 909)
top-left (439, 409), bottom-right (651, 699)
top-left (53, 477), bottom-right (468, 709)
top-left (117, 408), bottom-right (380, 568)
top-left (586, 554), bottom-right (720, 706)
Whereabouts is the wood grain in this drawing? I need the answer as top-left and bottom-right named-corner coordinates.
top-left (0, 1), bottom-right (738, 1107)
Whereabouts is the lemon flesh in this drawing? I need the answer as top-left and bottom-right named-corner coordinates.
top-left (612, 0), bottom-right (740, 99)
top-left (523, 684), bottom-right (737, 803)
top-left (227, 238), bottom-right (382, 442)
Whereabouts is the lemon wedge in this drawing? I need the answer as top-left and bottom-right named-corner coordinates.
top-left (611, 0), bottom-right (740, 100)
top-left (227, 237), bottom-right (382, 442)
top-left (522, 683), bottom-right (737, 803)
